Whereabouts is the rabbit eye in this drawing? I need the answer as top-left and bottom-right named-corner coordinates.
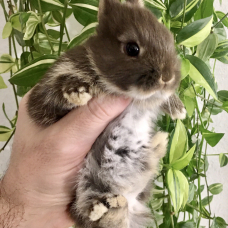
top-left (125, 42), bottom-right (140, 57)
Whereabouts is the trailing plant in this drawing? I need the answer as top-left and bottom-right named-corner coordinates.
top-left (0, 0), bottom-right (228, 227)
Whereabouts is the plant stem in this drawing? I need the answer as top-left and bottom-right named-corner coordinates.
top-left (186, 203), bottom-right (213, 219)
top-left (150, 204), bottom-right (159, 228)
top-left (0, 128), bottom-right (16, 153)
top-left (192, 83), bottom-right (204, 126)
top-left (212, 12), bottom-right (228, 29)
top-left (181, 0), bottom-right (187, 29)
top-left (58, 0), bottom-right (68, 56)
top-left (0, 0), bottom-right (8, 20)
top-left (206, 153), bottom-right (228, 156)
top-left (197, 139), bottom-right (204, 228)
top-left (12, 32), bottom-right (19, 69)
top-left (206, 101), bottom-right (215, 129)
top-left (203, 143), bottom-right (211, 227)
top-left (195, 94), bottom-right (221, 107)
top-left (213, 59), bottom-right (217, 77)
top-left (37, 0), bottom-right (55, 53)
top-left (19, 0), bottom-right (24, 11)
top-left (65, 24), bottom-right (70, 42)
top-left (9, 35), bottom-right (19, 110)
top-left (162, 172), bottom-right (166, 224)
top-left (8, 0), bottom-right (15, 13)
top-left (166, 114), bottom-right (170, 131)
top-left (168, 196), bottom-right (174, 228)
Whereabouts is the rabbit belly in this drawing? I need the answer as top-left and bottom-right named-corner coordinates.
top-left (71, 105), bottom-right (165, 228)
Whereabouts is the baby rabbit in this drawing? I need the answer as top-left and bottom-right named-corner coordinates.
top-left (27, 0), bottom-right (186, 227)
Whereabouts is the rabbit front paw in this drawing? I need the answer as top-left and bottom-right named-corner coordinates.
top-left (63, 86), bottom-right (92, 106)
top-left (171, 107), bottom-right (186, 120)
top-left (89, 195), bottom-right (127, 221)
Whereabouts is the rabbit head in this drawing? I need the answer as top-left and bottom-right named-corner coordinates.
top-left (85, 0), bottom-right (180, 100)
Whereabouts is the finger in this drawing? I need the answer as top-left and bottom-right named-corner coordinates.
top-left (15, 91), bottom-right (44, 136)
top-left (49, 95), bottom-right (131, 150)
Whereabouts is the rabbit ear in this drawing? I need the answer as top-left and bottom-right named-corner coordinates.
top-left (98, 0), bottom-right (119, 20)
top-left (125, 0), bottom-right (144, 7)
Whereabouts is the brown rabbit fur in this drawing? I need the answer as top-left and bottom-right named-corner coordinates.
top-left (27, 0), bottom-right (186, 227)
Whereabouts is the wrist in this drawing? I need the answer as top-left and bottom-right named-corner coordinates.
top-left (0, 177), bottom-right (74, 228)
top-left (0, 180), bottom-right (25, 228)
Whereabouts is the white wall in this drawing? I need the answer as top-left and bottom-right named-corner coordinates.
top-left (0, 0), bottom-right (228, 227)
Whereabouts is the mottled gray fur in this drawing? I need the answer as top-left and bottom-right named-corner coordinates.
top-left (27, 0), bottom-right (186, 227)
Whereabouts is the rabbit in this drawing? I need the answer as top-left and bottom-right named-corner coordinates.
top-left (27, 0), bottom-right (186, 227)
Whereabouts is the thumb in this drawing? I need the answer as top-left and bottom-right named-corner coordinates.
top-left (51, 96), bottom-right (131, 150)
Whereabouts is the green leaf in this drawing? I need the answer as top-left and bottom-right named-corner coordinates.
top-left (2, 22), bottom-right (13, 39)
top-left (219, 153), bottom-right (228, 167)
top-left (201, 195), bottom-right (213, 206)
top-left (213, 23), bottom-right (227, 43)
top-left (28, 52), bottom-right (43, 62)
top-left (211, 40), bottom-right (228, 59)
top-left (67, 22), bottom-right (97, 49)
top-left (181, 171), bottom-right (189, 207)
top-left (169, 119), bottom-right (188, 164)
top-left (20, 52), bottom-right (30, 68)
top-left (150, 198), bottom-right (163, 210)
top-left (17, 85), bottom-right (31, 97)
top-left (33, 33), bottom-right (64, 54)
top-left (222, 101), bottom-right (228, 112)
top-left (0, 54), bottom-right (16, 74)
top-left (70, 0), bottom-right (98, 26)
top-left (181, 58), bottom-right (190, 80)
top-left (9, 55), bottom-right (57, 87)
top-left (178, 221), bottom-right (196, 228)
top-left (183, 0), bottom-right (201, 23)
top-left (145, 4), bottom-right (162, 19)
top-left (171, 21), bottom-right (187, 29)
top-left (206, 100), bottom-right (223, 115)
top-left (202, 129), bottom-right (224, 147)
top-left (10, 13), bottom-right (23, 32)
top-left (200, 0), bottom-right (214, 18)
top-left (172, 145), bottom-right (196, 170)
top-left (185, 55), bottom-right (217, 100)
top-left (176, 16), bottom-right (213, 47)
top-left (2, 104), bottom-right (13, 127)
top-left (0, 126), bottom-right (13, 142)
top-left (47, 29), bottom-right (61, 39)
top-left (183, 96), bottom-right (195, 117)
top-left (183, 84), bottom-right (201, 98)
top-left (0, 75), bottom-right (7, 89)
top-left (19, 12), bottom-right (31, 29)
top-left (200, 185), bottom-right (205, 193)
top-left (208, 183), bottom-right (223, 195)
top-left (167, 169), bottom-right (189, 214)
top-left (13, 29), bottom-right (26, 47)
top-left (0, 125), bottom-right (11, 132)
top-left (201, 206), bottom-right (210, 219)
top-left (52, 9), bottom-right (72, 23)
top-left (196, 33), bottom-right (218, 61)
top-left (169, 0), bottom-right (200, 20)
top-left (217, 55), bottom-right (228, 64)
top-left (211, 217), bottom-right (227, 228)
top-left (23, 11), bottom-right (41, 40)
top-left (218, 90), bottom-right (228, 102)
top-left (46, 12), bottom-right (61, 26)
top-left (31, 0), bottom-right (64, 12)
top-left (187, 183), bottom-right (195, 203)
top-left (42, 0), bottom-right (64, 7)
top-left (144, 0), bottom-right (166, 11)
top-left (216, 11), bottom-right (228, 28)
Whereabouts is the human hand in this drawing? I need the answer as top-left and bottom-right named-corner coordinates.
top-left (0, 93), bottom-right (130, 228)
